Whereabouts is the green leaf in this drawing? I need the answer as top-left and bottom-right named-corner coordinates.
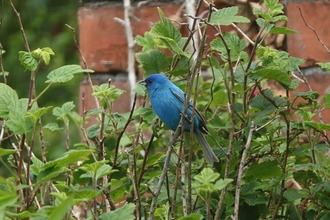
top-left (18, 51), bottom-right (38, 71)
top-left (6, 98), bottom-right (34, 134)
top-left (136, 50), bottom-right (169, 75)
top-left (269, 26), bottom-right (297, 34)
top-left (294, 91), bottom-right (319, 101)
top-left (31, 47), bottom-right (55, 65)
top-left (99, 203), bottom-right (136, 220)
top-left (43, 122), bottom-right (63, 131)
top-left (0, 148), bottom-right (18, 157)
top-left (70, 189), bottom-right (99, 204)
top-left (42, 149), bottom-right (93, 170)
top-left (265, 0), bottom-right (284, 16)
top-left (194, 168), bottom-right (220, 184)
top-left (26, 106), bottom-right (52, 122)
top-left (79, 161), bottom-right (118, 180)
top-left (283, 188), bottom-right (304, 202)
top-left (178, 213), bottom-right (203, 220)
top-left (209, 6), bottom-right (250, 25)
top-left (150, 8), bottom-right (181, 42)
top-left (49, 195), bottom-right (73, 220)
top-left (249, 68), bottom-right (291, 89)
top-left (317, 62), bottom-right (330, 71)
top-left (245, 160), bottom-right (282, 180)
top-left (37, 166), bottom-right (69, 185)
top-left (0, 83), bottom-right (19, 118)
top-left (30, 157), bottom-right (44, 176)
top-left (53, 101), bottom-right (75, 119)
top-left (0, 191), bottom-right (18, 208)
top-left (323, 91), bottom-right (330, 108)
top-left (214, 178), bottom-right (233, 191)
top-left (304, 121), bottom-right (330, 131)
top-left (210, 32), bottom-right (246, 61)
top-left (46, 65), bottom-right (94, 83)
top-left (210, 90), bottom-right (227, 107)
top-left (135, 32), bottom-right (157, 52)
top-left (92, 84), bottom-right (126, 107)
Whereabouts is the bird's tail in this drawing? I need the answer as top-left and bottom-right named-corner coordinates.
top-left (195, 133), bottom-right (219, 165)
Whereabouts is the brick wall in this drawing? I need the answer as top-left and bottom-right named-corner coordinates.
top-left (78, 0), bottom-right (330, 127)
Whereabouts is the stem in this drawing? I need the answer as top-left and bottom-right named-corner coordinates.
top-left (233, 122), bottom-right (255, 220)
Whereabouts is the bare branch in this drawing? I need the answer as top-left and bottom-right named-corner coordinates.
top-left (297, 6), bottom-right (330, 54)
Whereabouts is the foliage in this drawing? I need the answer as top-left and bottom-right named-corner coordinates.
top-left (0, 0), bottom-right (330, 220)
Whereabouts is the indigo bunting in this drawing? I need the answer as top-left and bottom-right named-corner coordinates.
top-left (140, 74), bottom-right (219, 165)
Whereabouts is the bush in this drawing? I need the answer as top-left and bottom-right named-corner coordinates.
top-left (1, 1), bottom-right (330, 220)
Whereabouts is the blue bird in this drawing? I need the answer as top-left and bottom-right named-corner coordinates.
top-left (140, 74), bottom-right (219, 165)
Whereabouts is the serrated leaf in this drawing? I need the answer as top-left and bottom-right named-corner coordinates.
top-left (49, 195), bottom-right (73, 220)
top-left (0, 148), bottom-right (18, 157)
top-left (70, 189), bottom-right (99, 203)
top-left (18, 51), bottom-right (38, 71)
top-left (214, 178), bottom-right (233, 191)
top-left (26, 106), bottom-right (52, 122)
top-left (53, 101), bottom-right (75, 119)
top-left (283, 188), bottom-right (304, 202)
top-left (293, 91), bottom-right (319, 100)
top-left (43, 122), bottom-right (63, 131)
top-left (244, 160), bottom-right (282, 180)
top-left (79, 161), bottom-right (118, 180)
top-left (99, 203), bottom-right (136, 220)
top-left (269, 26), bottom-right (297, 34)
top-left (210, 32), bottom-right (246, 61)
top-left (323, 91), bottom-right (330, 108)
top-left (30, 157), bottom-right (45, 175)
top-left (210, 90), bottom-right (227, 107)
top-left (31, 47), bottom-right (55, 65)
top-left (37, 166), bottom-right (69, 185)
top-left (317, 62), bottom-right (330, 71)
top-left (92, 84), bottom-right (126, 107)
top-left (42, 149), bottom-right (93, 170)
top-left (304, 121), bottom-right (330, 131)
top-left (46, 65), bottom-right (94, 83)
top-left (178, 213), bottom-right (203, 220)
top-left (0, 191), bottom-right (18, 208)
top-left (135, 32), bottom-right (157, 52)
top-left (0, 83), bottom-right (19, 118)
top-left (209, 6), bottom-right (250, 25)
top-left (6, 98), bottom-right (34, 134)
top-left (194, 168), bottom-right (220, 184)
top-left (136, 50), bottom-right (170, 75)
top-left (248, 68), bottom-right (291, 89)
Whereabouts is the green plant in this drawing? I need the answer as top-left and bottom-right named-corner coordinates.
top-left (1, 0), bottom-right (330, 220)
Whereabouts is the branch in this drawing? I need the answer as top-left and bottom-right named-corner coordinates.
top-left (114, 0), bottom-right (136, 108)
top-left (233, 122), bottom-right (255, 220)
top-left (297, 6), bottom-right (330, 54)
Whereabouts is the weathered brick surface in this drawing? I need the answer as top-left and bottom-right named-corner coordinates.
top-left (78, 4), bottom-right (182, 73)
top-left (286, 0), bottom-right (330, 67)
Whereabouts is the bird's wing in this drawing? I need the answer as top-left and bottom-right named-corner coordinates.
top-left (169, 87), bottom-right (208, 133)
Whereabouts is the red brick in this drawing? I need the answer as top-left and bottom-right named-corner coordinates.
top-left (286, 1), bottom-right (330, 67)
top-left (78, 4), bottom-right (182, 73)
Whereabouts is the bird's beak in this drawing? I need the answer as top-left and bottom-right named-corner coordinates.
top-left (138, 80), bottom-right (146, 86)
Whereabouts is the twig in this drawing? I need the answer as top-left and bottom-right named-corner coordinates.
top-left (114, 0), bottom-right (136, 108)
top-left (112, 93), bottom-right (137, 168)
top-left (9, 0), bottom-right (30, 52)
top-left (233, 122), bottom-right (255, 220)
top-left (297, 6), bottom-right (330, 54)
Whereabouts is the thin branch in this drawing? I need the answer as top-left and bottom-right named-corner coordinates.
top-left (297, 6), bottom-right (330, 54)
top-left (233, 122), bottom-right (255, 220)
top-left (114, 0), bottom-right (136, 108)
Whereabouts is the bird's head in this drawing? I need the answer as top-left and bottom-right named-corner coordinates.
top-left (139, 74), bottom-right (169, 92)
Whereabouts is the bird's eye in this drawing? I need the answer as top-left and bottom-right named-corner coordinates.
top-left (146, 79), bottom-right (152, 84)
